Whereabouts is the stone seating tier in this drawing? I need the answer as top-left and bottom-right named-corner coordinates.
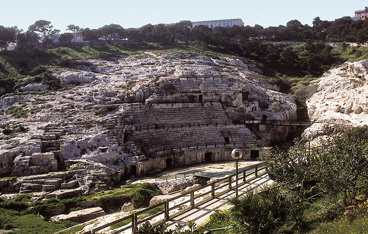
top-left (130, 125), bottom-right (256, 154)
top-left (123, 105), bottom-right (231, 128)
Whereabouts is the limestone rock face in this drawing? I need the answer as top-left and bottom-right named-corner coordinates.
top-left (55, 70), bottom-right (96, 84)
top-left (304, 59), bottom-right (368, 139)
top-left (19, 83), bottom-right (49, 92)
top-left (50, 207), bottom-right (105, 223)
top-left (121, 202), bottom-right (134, 211)
top-left (0, 51), bottom-right (297, 194)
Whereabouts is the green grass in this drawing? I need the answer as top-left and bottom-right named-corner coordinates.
top-left (0, 183), bottom-right (160, 233)
top-left (48, 45), bottom-right (143, 61)
top-left (332, 46), bottom-right (368, 62)
top-left (56, 223), bottom-right (88, 234)
top-left (197, 209), bottom-right (233, 234)
top-left (5, 106), bottom-right (28, 118)
top-left (0, 208), bottom-right (78, 234)
top-left (309, 213), bottom-right (368, 234)
top-left (110, 218), bottom-right (132, 230)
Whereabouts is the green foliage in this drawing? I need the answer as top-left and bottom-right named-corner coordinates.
top-left (319, 127), bottom-right (368, 205)
top-left (5, 106), bottom-right (28, 118)
top-left (229, 186), bottom-right (289, 234)
top-left (332, 45), bottom-right (368, 62)
top-left (131, 183), bottom-right (160, 208)
top-left (136, 221), bottom-right (200, 234)
top-left (15, 71), bottom-right (61, 91)
top-left (260, 126), bottom-right (368, 232)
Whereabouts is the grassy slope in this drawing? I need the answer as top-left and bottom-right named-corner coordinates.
top-left (0, 183), bottom-right (159, 234)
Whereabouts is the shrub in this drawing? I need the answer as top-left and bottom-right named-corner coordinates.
top-left (0, 216), bottom-right (12, 229)
top-left (229, 186), bottom-right (289, 234)
top-left (131, 184), bottom-right (160, 208)
top-left (5, 106), bottom-right (28, 118)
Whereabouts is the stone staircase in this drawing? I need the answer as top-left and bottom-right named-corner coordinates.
top-left (39, 124), bottom-right (70, 170)
top-left (19, 172), bottom-right (76, 194)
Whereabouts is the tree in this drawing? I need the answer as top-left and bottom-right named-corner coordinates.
top-left (152, 24), bottom-right (171, 45)
top-left (319, 127), bottom-right (368, 205)
top-left (82, 28), bottom-right (99, 45)
top-left (58, 33), bottom-right (74, 46)
top-left (97, 24), bottom-right (125, 44)
top-left (172, 21), bottom-right (192, 45)
top-left (125, 28), bottom-right (140, 43)
top-left (139, 24), bottom-right (154, 42)
top-left (286, 20), bottom-right (304, 41)
top-left (190, 25), bottom-right (213, 44)
top-left (17, 31), bottom-right (39, 50)
top-left (264, 126), bottom-right (368, 207)
top-left (66, 24), bottom-right (82, 42)
top-left (0, 26), bottom-right (16, 50)
top-left (28, 20), bottom-right (60, 48)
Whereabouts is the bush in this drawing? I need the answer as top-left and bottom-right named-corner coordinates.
top-left (131, 184), bottom-right (160, 208)
top-left (5, 106), bottom-right (28, 118)
top-left (0, 216), bottom-right (12, 229)
top-left (229, 186), bottom-right (289, 234)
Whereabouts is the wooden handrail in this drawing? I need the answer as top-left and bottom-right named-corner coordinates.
top-left (91, 162), bottom-right (266, 234)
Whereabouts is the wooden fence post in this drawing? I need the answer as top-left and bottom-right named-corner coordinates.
top-left (211, 183), bottom-right (215, 198)
top-left (165, 200), bottom-right (169, 221)
top-left (190, 191), bottom-right (195, 208)
top-left (228, 176), bottom-right (232, 190)
top-left (132, 214), bottom-right (138, 233)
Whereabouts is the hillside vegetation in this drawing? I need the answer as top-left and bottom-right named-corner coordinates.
top-left (0, 41), bottom-right (366, 108)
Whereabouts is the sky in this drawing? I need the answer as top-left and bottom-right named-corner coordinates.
top-left (0, 0), bottom-right (367, 32)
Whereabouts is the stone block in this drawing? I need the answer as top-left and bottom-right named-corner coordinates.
top-left (50, 207), bottom-right (105, 223)
top-left (42, 184), bottom-right (57, 191)
top-left (121, 202), bottom-right (134, 212)
top-left (60, 180), bottom-right (79, 189)
top-left (45, 188), bottom-right (84, 199)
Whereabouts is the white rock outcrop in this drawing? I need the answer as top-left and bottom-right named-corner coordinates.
top-left (304, 59), bottom-right (368, 139)
top-left (50, 207), bottom-right (105, 222)
top-left (56, 71), bottom-right (95, 84)
top-left (19, 83), bottom-right (49, 92)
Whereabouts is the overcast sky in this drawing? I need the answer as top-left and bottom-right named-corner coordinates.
top-left (1, 0), bottom-right (367, 32)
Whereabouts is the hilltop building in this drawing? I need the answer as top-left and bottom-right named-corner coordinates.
top-left (353, 8), bottom-right (368, 21)
top-left (192, 19), bottom-right (244, 28)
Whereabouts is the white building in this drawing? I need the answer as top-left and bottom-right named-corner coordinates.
top-left (192, 19), bottom-right (244, 28)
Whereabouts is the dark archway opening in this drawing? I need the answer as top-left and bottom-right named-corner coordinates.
top-left (123, 132), bottom-right (130, 144)
top-left (261, 115), bottom-right (268, 124)
top-left (130, 165), bottom-right (137, 177)
top-left (189, 95), bottom-right (195, 103)
top-left (242, 92), bottom-right (249, 102)
top-left (205, 152), bottom-right (212, 162)
top-left (224, 137), bottom-right (230, 144)
top-left (166, 158), bottom-right (173, 169)
top-left (199, 95), bottom-right (203, 103)
top-left (250, 150), bottom-right (259, 160)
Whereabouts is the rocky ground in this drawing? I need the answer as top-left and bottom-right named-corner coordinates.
top-left (0, 51), bottom-right (296, 197)
top-left (303, 59), bottom-right (368, 141)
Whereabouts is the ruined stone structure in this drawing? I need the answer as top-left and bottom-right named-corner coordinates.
top-left (0, 52), bottom-right (296, 194)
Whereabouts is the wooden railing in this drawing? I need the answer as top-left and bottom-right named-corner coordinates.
top-left (88, 163), bottom-right (267, 234)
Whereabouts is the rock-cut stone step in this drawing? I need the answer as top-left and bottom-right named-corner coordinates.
top-left (50, 207), bottom-right (105, 223)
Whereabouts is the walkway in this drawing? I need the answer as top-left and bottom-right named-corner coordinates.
top-left (101, 163), bottom-right (272, 234)
top-left (166, 173), bottom-right (272, 231)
